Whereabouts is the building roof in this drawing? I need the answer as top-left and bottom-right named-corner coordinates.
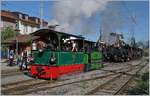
top-left (12, 11), bottom-right (28, 16)
top-left (2, 35), bottom-right (32, 44)
top-left (20, 19), bottom-right (39, 26)
top-left (1, 10), bottom-right (17, 20)
top-left (29, 17), bottom-right (48, 26)
top-left (1, 10), bottom-right (48, 26)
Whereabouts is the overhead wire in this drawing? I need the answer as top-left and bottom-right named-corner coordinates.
top-left (121, 1), bottom-right (146, 38)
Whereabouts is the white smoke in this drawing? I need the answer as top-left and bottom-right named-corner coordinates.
top-left (50, 0), bottom-right (109, 33)
top-left (100, 2), bottom-right (124, 43)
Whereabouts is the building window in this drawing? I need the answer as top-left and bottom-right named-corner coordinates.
top-left (15, 22), bottom-right (19, 29)
top-left (26, 25), bottom-right (28, 33)
top-left (35, 18), bottom-right (38, 23)
top-left (24, 24), bottom-right (28, 34)
top-left (19, 14), bottom-right (22, 19)
top-left (0, 22), bottom-right (3, 27)
top-left (31, 26), bottom-right (34, 32)
top-left (25, 16), bottom-right (28, 20)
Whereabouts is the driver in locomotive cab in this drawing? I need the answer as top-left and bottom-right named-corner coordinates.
top-left (37, 40), bottom-right (46, 52)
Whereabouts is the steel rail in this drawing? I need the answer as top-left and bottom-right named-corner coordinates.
top-left (114, 62), bottom-right (148, 95)
top-left (4, 65), bottom-right (141, 95)
top-left (2, 58), bottom-right (145, 95)
top-left (85, 60), bottom-right (147, 95)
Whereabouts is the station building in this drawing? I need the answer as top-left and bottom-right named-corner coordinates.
top-left (1, 10), bottom-right (48, 58)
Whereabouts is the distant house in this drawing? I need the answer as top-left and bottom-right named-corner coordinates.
top-left (1, 10), bottom-right (48, 34)
top-left (1, 10), bottom-right (48, 58)
top-left (1, 10), bottom-right (17, 31)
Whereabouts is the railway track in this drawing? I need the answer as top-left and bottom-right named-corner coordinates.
top-left (1, 70), bottom-right (29, 78)
top-left (2, 69), bottom-right (19, 75)
top-left (2, 79), bottom-right (34, 88)
top-left (2, 65), bottom-right (137, 95)
top-left (114, 62), bottom-right (149, 95)
top-left (1, 58), bottom-right (146, 95)
top-left (1, 71), bottom-right (117, 95)
top-left (1, 78), bottom-right (55, 95)
top-left (1, 66), bottom-right (31, 77)
top-left (30, 61), bottom-right (145, 95)
top-left (85, 61), bottom-right (148, 95)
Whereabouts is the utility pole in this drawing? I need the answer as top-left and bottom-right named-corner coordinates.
top-left (130, 14), bottom-right (137, 47)
top-left (130, 14), bottom-right (137, 38)
top-left (97, 26), bottom-right (102, 43)
top-left (40, 1), bottom-right (43, 28)
top-left (14, 28), bottom-right (20, 59)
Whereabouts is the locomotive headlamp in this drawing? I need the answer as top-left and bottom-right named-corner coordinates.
top-left (49, 57), bottom-right (56, 64)
top-left (51, 57), bottom-right (56, 62)
top-left (39, 49), bottom-right (43, 52)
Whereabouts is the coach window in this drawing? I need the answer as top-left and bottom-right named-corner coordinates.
top-left (61, 36), bottom-right (72, 51)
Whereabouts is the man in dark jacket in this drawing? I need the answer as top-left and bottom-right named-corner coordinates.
top-left (20, 50), bottom-right (28, 70)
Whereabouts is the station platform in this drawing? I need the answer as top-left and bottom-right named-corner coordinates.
top-left (1, 59), bottom-right (19, 72)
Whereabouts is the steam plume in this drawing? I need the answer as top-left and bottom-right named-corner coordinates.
top-left (100, 2), bottom-right (123, 43)
top-left (50, 0), bottom-right (123, 43)
top-left (50, 0), bottom-right (109, 33)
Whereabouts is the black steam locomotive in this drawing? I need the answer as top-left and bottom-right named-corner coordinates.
top-left (98, 33), bottom-right (143, 62)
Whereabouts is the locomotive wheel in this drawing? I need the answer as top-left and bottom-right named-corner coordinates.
top-left (121, 58), bottom-right (125, 62)
top-left (121, 55), bottom-right (125, 62)
top-left (32, 75), bottom-right (38, 79)
top-left (114, 55), bottom-right (118, 62)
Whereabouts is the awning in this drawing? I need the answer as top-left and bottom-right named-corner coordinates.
top-left (2, 35), bottom-right (32, 44)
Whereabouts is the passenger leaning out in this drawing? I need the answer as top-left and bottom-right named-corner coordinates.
top-left (71, 41), bottom-right (78, 52)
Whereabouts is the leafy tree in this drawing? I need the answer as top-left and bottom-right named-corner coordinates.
top-left (1, 26), bottom-right (20, 41)
top-left (1, 26), bottom-right (20, 58)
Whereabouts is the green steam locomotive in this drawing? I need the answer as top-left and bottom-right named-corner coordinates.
top-left (30, 29), bottom-right (103, 79)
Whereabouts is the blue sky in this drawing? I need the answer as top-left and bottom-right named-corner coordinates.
top-left (2, 1), bottom-right (149, 43)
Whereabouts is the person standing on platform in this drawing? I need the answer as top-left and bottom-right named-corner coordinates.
top-left (19, 50), bottom-right (28, 70)
top-left (8, 49), bottom-right (14, 66)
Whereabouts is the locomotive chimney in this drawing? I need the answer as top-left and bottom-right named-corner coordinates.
top-left (48, 25), bottom-right (59, 30)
